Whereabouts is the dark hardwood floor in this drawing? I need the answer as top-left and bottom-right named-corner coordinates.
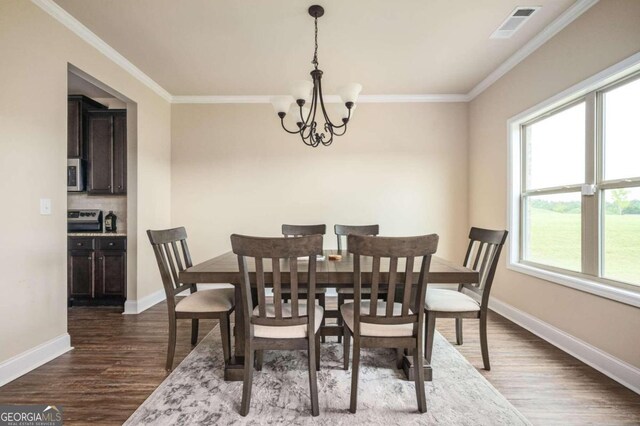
top-left (0, 300), bottom-right (638, 425)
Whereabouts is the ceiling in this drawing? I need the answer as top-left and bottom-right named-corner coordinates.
top-left (54, 0), bottom-right (576, 96)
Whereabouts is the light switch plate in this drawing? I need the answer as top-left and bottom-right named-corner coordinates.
top-left (40, 198), bottom-right (52, 215)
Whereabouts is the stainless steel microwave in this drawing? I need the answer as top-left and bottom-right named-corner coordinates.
top-left (67, 158), bottom-right (85, 192)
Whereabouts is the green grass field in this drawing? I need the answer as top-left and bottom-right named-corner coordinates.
top-left (527, 208), bottom-right (640, 285)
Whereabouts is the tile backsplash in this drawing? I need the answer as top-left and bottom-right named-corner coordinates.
top-left (68, 193), bottom-right (127, 233)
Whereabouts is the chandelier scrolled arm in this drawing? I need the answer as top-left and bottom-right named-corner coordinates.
top-left (269, 5), bottom-right (361, 148)
top-left (279, 114), bottom-right (301, 134)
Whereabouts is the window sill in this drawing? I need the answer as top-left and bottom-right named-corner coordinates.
top-left (507, 261), bottom-right (640, 309)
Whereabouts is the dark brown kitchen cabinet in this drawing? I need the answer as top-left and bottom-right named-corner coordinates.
top-left (67, 95), bottom-right (106, 159)
top-left (87, 110), bottom-right (126, 195)
top-left (87, 113), bottom-right (113, 194)
top-left (112, 113), bottom-right (127, 194)
top-left (68, 250), bottom-right (94, 298)
top-left (68, 236), bottom-right (126, 305)
top-left (96, 250), bottom-right (126, 298)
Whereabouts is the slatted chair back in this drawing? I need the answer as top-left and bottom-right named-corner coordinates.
top-left (347, 234), bottom-right (439, 335)
top-left (334, 224), bottom-right (379, 251)
top-left (231, 234), bottom-right (323, 334)
top-left (147, 227), bottom-right (195, 310)
top-left (459, 227), bottom-right (508, 307)
top-left (282, 224), bottom-right (326, 237)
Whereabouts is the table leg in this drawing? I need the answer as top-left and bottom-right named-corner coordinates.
top-left (233, 283), bottom-right (244, 357)
top-left (224, 283), bottom-right (245, 381)
top-left (402, 355), bottom-right (433, 382)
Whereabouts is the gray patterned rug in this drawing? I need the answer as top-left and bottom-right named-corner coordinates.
top-left (125, 327), bottom-right (529, 425)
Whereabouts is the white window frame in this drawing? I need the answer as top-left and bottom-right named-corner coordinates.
top-left (507, 52), bottom-right (640, 309)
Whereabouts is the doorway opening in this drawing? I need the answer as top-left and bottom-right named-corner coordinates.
top-left (66, 64), bottom-right (137, 313)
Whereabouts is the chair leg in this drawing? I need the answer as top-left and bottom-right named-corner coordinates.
top-left (308, 333), bottom-right (320, 416)
top-left (396, 348), bottom-right (404, 369)
top-left (424, 311), bottom-right (436, 364)
top-left (255, 350), bottom-right (263, 371)
top-left (479, 313), bottom-right (491, 370)
top-left (455, 318), bottom-right (463, 345)
top-left (343, 324), bottom-right (350, 370)
top-left (191, 318), bottom-right (199, 345)
top-left (166, 314), bottom-right (177, 371)
top-left (318, 293), bottom-right (327, 343)
top-left (337, 294), bottom-right (345, 343)
top-left (240, 342), bottom-right (254, 416)
top-left (415, 337), bottom-right (427, 413)
top-left (220, 313), bottom-right (231, 365)
top-left (315, 331), bottom-right (321, 371)
top-left (349, 336), bottom-right (360, 414)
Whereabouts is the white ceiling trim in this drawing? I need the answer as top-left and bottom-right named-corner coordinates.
top-left (32, 0), bottom-right (173, 102)
top-left (33, 0), bottom-right (597, 104)
top-left (466, 0), bottom-right (599, 100)
top-left (360, 94), bottom-right (471, 103)
top-left (171, 94), bottom-right (471, 104)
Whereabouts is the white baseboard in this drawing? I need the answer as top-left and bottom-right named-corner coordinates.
top-left (123, 289), bottom-right (166, 314)
top-left (0, 333), bottom-right (72, 387)
top-left (489, 297), bottom-right (640, 395)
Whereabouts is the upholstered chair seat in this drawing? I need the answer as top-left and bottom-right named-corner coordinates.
top-left (252, 303), bottom-right (324, 339)
top-left (175, 288), bottom-right (235, 313)
top-left (340, 301), bottom-right (414, 337)
top-left (425, 289), bottom-right (480, 312)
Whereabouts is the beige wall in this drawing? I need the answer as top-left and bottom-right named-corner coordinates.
top-left (0, 1), bottom-right (171, 362)
top-left (171, 103), bottom-right (469, 266)
top-left (3, 0), bottom-right (638, 380)
top-left (468, 0), bottom-right (640, 367)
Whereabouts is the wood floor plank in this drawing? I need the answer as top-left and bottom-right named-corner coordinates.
top-left (0, 301), bottom-right (638, 425)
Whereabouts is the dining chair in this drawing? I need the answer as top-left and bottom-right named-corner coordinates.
top-left (334, 224), bottom-right (383, 343)
top-left (147, 227), bottom-right (234, 371)
top-left (424, 227), bottom-right (508, 371)
top-left (231, 234), bottom-right (324, 417)
top-left (342, 234), bottom-right (439, 414)
top-left (281, 224), bottom-right (327, 342)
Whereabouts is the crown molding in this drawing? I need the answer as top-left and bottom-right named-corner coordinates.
top-left (33, 0), bottom-right (597, 105)
top-left (171, 94), bottom-right (470, 104)
top-left (466, 0), bottom-right (599, 100)
top-left (172, 95), bottom-right (274, 104)
top-left (31, 0), bottom-right (173, 103)
top-left (359, 94), bottom-right (471, 103)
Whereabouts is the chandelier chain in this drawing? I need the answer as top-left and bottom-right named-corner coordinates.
top-left (312, 17), bottom-right (319, 69)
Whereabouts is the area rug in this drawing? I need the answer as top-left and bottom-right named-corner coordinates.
top-left (124, 326), bottom-right (530, 425)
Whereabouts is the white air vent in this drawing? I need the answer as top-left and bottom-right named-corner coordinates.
top-left (490, 6), bottom-right (541, 39)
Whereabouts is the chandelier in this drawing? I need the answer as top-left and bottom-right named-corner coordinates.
top-left (270, 5), bottom-right (362, 147)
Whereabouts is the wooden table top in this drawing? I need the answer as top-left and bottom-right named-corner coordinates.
top-left (180, 250), bottom-right (478, 285)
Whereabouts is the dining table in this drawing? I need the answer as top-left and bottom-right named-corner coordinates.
top-left (180, 249), bottom-right (479, 381)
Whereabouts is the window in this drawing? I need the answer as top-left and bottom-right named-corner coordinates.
top-left (509, 64), bottom-right (640, 306)
top-left (522, 102), bottom-right (585, 273)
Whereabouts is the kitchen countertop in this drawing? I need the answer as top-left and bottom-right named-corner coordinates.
top-left (68, 233), bottom-right (127, 237)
